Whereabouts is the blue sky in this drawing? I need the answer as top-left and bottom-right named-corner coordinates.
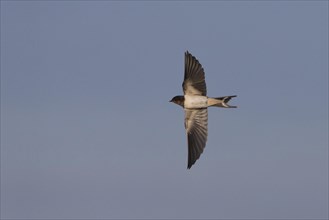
top-left (1, 1), bottom-right (328, 219)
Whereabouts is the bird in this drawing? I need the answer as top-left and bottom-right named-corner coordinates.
top-left (170, 51), bottom-right (237, 169)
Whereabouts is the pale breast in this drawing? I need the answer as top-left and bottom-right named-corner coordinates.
top-left (184, 95), bottom-right (208, 109)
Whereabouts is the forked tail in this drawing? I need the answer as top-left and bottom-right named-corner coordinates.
top-left (208, 95), bottom-right (237, 108)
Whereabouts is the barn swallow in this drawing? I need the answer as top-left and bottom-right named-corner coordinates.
top-left (170, 51), bottom-right (237, 169)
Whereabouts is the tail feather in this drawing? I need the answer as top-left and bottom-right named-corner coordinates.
top-left (208, 95), bottom-right (237, 108)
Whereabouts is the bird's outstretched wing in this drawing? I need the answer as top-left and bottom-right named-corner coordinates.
top-left (184, 108), bottom-right (208, 169)
top-left (182, 51), bottom-right (207, 96)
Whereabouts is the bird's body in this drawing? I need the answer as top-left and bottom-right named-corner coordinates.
top-left (184, 95), bottom-right (208, 109)
top-left (170, 51), bottom-right (237, 169)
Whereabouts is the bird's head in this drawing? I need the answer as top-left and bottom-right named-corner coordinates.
top-left (169, 95), bottom-right (185, 107)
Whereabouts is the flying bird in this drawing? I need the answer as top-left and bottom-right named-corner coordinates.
top-left (170, 51), bottom-right (237, 169)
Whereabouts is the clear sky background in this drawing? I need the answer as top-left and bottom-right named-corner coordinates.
top-left (1, 1), bottom-right (328, 219)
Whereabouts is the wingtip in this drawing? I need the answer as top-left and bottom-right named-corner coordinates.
top-left (187, 161), bottom-right (192, 169)
top-left (187, 161), bottom-right (195, 169)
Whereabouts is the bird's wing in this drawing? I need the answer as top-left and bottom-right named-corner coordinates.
top-left (184, 108), bottom-right (208, 169)
top-left (182, 51), bottom-right (207, 96)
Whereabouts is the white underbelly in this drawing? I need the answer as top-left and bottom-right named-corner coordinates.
top-left (184, 95), bottom-right (208, 109)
